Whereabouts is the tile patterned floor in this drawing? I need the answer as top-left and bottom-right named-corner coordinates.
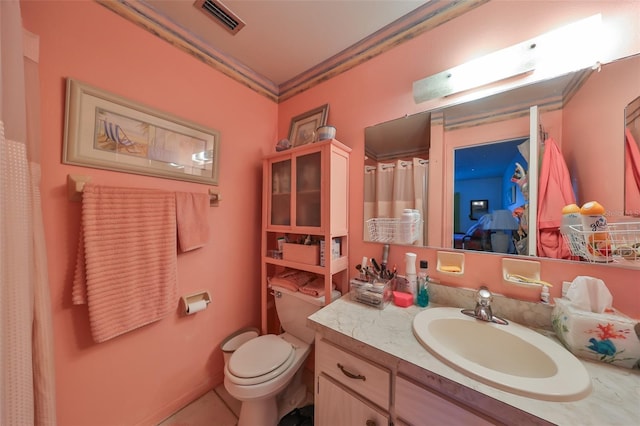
top-left (157, 384), bottom-right (313, 426)
top-left (158, 385), bottom-right (240, 426)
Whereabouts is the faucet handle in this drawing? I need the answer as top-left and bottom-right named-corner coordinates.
top-left (476, 286), bottom-right (492, 306)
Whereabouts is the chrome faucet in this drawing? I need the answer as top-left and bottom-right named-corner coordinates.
top-left (461, 286), bottom-right (508, 325)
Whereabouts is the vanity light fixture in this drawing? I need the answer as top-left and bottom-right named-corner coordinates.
top-left (413, 14), bottom-right (602, 104)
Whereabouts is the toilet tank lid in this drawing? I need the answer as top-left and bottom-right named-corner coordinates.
top-left (270, 285), bottom-right (341, 307)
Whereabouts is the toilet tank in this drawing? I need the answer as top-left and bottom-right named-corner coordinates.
top-left (272, 284), bottom-right (340, 344)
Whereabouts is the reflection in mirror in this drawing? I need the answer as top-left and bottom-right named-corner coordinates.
top-left (441, 54), bottom-right (640, 266)
top-left (364, 111), bottom-right (430, 245)
top-left (363, 54), bottom-right (640, 268)
top-left (453, 138), bottom-right (528, 254)
top-left (625, 95), bottom-right (640, 216)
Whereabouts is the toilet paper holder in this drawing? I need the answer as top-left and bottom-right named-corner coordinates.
top-left (181, 291), bottom-right (212, 315)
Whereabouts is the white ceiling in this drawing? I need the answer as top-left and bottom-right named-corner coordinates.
top-left (143, 0), bottom-right (428, 85)
top-left (101, 0), bottom-right (487, 100)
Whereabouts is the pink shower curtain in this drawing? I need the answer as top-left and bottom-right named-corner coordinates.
top-left (1, 1), bottom-right (57, 424)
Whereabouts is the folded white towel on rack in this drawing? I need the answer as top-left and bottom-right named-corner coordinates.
top-left (73, 183), bottom-right (178, 343)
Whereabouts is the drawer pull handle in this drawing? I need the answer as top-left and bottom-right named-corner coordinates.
top-left (337, 363), bottom-right (366, 381)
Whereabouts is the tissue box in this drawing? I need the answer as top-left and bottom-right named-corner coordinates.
top-left (552, 298), bottom-right (640, 369)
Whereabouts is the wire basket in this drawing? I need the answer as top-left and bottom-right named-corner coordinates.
top-left (366, 217), bottom-right (422, 244)
top-left (562, 221), bottom-right (640, 263)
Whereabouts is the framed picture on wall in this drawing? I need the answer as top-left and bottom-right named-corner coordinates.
top-left (469, 199), bottom-right (489, 220)
top-left (288, 104), bottom-right (329, 146)
top-left (63, 78), bottom-right (221, 185)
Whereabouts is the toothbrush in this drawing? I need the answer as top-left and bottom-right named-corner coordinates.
top-left (506, 273), bottom-right (553, 287)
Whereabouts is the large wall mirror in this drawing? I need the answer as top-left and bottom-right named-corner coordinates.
top-left (363, 53), bottom-right (640, 269)
top-left (364, 111), bottom-right (430, 246)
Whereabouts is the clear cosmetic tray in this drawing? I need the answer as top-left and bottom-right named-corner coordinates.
top-left (349, 278), bottom-right (392, 309)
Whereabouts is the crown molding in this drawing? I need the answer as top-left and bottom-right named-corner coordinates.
top-left (97, 0), bottom-right (488, 103)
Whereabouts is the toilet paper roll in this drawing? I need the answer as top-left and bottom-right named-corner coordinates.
top-left (186, 299), bottom-right (208, 315)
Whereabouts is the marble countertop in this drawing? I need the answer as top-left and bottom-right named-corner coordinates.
top-left (308, 295), bottom-right (640, 426)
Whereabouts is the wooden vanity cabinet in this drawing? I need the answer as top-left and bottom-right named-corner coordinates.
top-left (395, 375), bottom-right (496, 426)
top-left (260, 139), bottom-right (351, 334)
top-left (315, 338), bottom-right (390, 426)
top-left (314, 335), bottom-right (502, 426)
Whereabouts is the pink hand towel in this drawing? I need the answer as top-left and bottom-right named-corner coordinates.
top-left (175, 191), bottom-right (210, 252)
top-left (268, 269), bottom-right (316, 292)
top-left (73, 183), bottom-right (178, 343)
top-left (299, 277), bottom-right (335, 297)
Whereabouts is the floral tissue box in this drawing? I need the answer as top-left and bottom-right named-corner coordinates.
top-left (552, 298), bottom-right (640, 369)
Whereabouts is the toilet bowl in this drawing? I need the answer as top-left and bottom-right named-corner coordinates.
top-left (223, 284), bottom-right (340, 426)
top-left (224, 333), bottom-right (311, 425)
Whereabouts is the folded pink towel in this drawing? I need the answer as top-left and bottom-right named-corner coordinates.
top-left (268, 269), bottom-right (316, 292)
top-left (175, 191), bottom-right (210, 252)
top-left (73, 183), bottom-right (178, 343)
top-left (299, 277), bottom-right (335, 297)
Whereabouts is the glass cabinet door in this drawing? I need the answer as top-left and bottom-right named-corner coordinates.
top-left (296, 152), bottom-right (322, 227)
top-left (271, 159), bottom-right (291, 226)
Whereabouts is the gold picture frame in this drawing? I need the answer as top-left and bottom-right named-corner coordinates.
top-left (288, 104), bottom-right (329, 146)
top-left (63, 78), bottom-right (220, 185)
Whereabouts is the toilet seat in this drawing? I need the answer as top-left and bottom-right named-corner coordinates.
top-left (227, 335), bottom-right (295, 386)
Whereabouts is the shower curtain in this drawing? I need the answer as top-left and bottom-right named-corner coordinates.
top-left (1, 1), bottom-right (57, 424)
top-left (364, 159), bottom-right (428, 245)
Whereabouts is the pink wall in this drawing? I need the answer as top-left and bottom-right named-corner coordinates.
top-left (278, 0), bottom-right (640, 316)
top-left (19, 0), bottom-right (640, 425)
top-left (21, 1), bottom-right (276, 425)
top-left (563, 55), bottom-right (640, 215)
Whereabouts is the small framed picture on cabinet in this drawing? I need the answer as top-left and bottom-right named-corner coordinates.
top-left (288, 104), bottom-right (329, 146)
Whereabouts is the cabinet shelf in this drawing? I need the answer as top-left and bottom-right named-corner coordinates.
top-left (297, 189), bottom-right (321, 196)
top-left (261, 139), bottom-right (351, 334)
top-left (263, 255), bottom-right (349, 275)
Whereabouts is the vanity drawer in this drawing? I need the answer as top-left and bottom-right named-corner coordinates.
top-left (395, 375), bottom-right (495, 426)
top-left (316, 338), bottom-right (390, 410)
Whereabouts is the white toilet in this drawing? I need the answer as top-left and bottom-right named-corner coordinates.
top-left (223, 284), bottom-right (339, 426)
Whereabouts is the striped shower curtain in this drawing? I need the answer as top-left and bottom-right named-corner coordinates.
top-left (1, 1), bottom-right (57, 424)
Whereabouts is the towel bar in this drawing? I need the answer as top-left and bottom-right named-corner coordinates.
top-left (67, 174), bottom-right (221, 206)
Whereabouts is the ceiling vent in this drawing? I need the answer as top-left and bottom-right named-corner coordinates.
top-left (193, 0), bottom-right (245, 35)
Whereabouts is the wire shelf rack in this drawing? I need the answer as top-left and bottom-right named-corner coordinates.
top-left (562, 221), bottom-right (640, 263)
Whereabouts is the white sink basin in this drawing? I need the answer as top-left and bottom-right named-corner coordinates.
top-left (412, 307), bottom-right (591, 401)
